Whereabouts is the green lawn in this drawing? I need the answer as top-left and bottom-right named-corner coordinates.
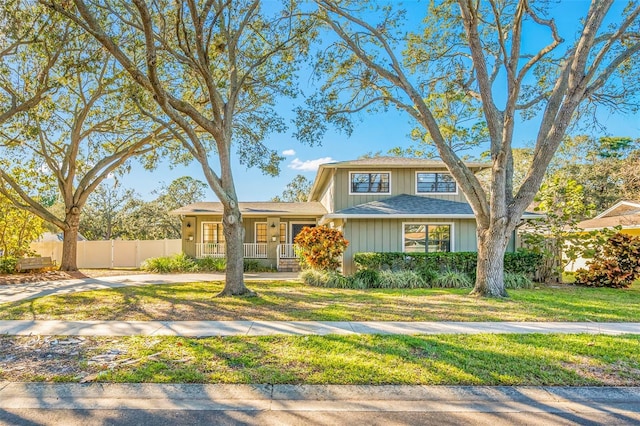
top-left (2, 280), bottom-right (640, 322)
top-left (1, 334), bottom-right (639, 385)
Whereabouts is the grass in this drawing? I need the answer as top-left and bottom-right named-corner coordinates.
top-left (1, 333), bottom-right (639, 385)
top-left (2, 280), bottom-right (640, 322)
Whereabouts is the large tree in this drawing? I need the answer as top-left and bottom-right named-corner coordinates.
top-left (47, 0), bottom-right (317, 295)
top-left (0, 27), bottom-right (169, 270)
top-left (302, 0), bottom-right (640, 297)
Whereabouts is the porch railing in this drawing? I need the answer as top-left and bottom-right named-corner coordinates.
top-left (277, 243), bottom-right (299, 259)
top-left (195, 243), bottom-right (267, 259)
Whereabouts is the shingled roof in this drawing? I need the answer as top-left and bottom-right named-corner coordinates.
top-left (171, 201), bottom-right (327, 217)
top-left (323, 194), bottom-right (542, 220)
top-left (324, 194), bottom-right (474, 219)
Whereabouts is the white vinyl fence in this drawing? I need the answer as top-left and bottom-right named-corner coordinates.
top-left (30, 239), bottom-right (182, 268)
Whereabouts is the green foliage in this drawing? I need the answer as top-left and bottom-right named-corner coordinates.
top-left (243, 259), bottom-right (274, 273)
top-left (299, 269), bottom-right (352, 288)
top-left (504, 273), bottom-right (534, 289)
top-left (575, 233), bottom-right (640, 288)
top-left (270, 175), bottom-right (312, 202)
top-left (354, 251), bottom-right (542, 277)
top-left (294, 226), bottom-right (348, 271)
top-left (432, 271), bottom-right (473, 288)
top-left (0, 256), bottom-right (18, 274)
top-left (141, 253), bottom-right (198, 273)
top-left (0, 194), bottom-right (45, 257)
top-left (352, 269), bottom-right (381, 288)
top-left (378, 270), bottom-right (428, 289)
top-left (195, 257), bottom-right (226, 272)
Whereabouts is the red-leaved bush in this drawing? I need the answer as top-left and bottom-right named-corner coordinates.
top-left (574, 233), bottom-right (640, 288)
top-left (294, 226), bottom-right (348, 271)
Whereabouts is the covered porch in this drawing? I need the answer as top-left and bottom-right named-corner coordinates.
top-left (172, 201), bottom-right (327, 271)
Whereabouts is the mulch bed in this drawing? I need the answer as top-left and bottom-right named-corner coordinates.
top-left (0, 270), bottom-right (84, 285)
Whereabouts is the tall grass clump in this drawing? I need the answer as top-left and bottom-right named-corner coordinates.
top-left (195, 257), bottom-right (226, 272)
top-left (300, 269), bottom-right (351, 288)
top-left (432, 270), bottom-right (473, 288)
top-left (378, 270), bottom-right (428, 289)
top-left (141, 253), bottom-right (198, 273)
top-left (504, 272), bottom-right (534, 289)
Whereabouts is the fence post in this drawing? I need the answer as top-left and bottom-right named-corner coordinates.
top-left (111, 240), bottom-right (115, 269)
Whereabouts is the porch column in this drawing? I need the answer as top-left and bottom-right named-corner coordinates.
top-left (267, 218), bottom-right (280, 267)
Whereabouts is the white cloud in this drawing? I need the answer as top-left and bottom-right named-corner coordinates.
top-left (282, 149), bottom-right (296, 156)
top-left (288, 157), bottom-right (335, 171)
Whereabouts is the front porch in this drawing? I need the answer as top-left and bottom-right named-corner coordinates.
top-left (191, 242), bottom-right (301, 271)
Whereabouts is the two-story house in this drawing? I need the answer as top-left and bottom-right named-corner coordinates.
top-left (172, 157), bottom-right (536, 273)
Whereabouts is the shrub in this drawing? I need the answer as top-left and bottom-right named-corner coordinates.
top-left (432, 271), bottom-right (473, 288)
top-left (243, 259), bottom-right (274, 272)
top-left (504, 272), bottom-right (534, 289)
top-left (294, 226), bottom-right (349, 271)
top-left (353, 250), bottom-right (543, 278)
top-left (379, 270), bottom-right (428, 289)
top-left (300, 269), bottom-right (352, 288)
top-left (574, 233), bottom-right (640, 288)
top-left (0, 256), bottom-right (18, 274)
top-left (141, 253), bottom-right (198, 273)
top-left (419, 268), bottom-right (439, 286)
top-left (195, 257), bottom-right (226, 272)
top-left (351, 269), bottom-right (381, 288)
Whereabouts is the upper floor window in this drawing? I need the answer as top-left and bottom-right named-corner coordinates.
top-left (416, 172), bottom-right (456, 194)
top-left (350, 172), bottom-right (390, 194)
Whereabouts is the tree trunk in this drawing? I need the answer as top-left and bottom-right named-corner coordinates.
top-left (60, 208), bottom-right (81, 271)
top-left (471, 226), bottom-right (510, 297)
top-left (217, 200), bottom-right (255, 297)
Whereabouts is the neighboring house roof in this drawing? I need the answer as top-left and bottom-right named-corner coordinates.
top-left (322, 194), bottom-right (543, 221)
top-left (309, 156), bottom-right (490, 201)
top-left (171, 201), bottom-right (327, 217)
top-left (577, 200), bottom-right (640, 230)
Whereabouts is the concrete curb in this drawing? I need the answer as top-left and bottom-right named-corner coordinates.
top-left (1, 320), bottom-right (639, 337)
top-left (1, 383), bottom-right (640, 413)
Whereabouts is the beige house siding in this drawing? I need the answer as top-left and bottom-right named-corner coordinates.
top-left (333, 168), bottom-right (469, 211)
top-left (342, 218), bottom-right (478, 274)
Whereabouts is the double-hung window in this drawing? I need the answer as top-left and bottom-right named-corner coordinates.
top-left (403, 224), bottom-right (451, 253)
top-left (350, 172), bottom-right (390, 194)
top-left (416, 172), bottom-right (456, 194)
top-left (202, 222), bottom-right (225, 244)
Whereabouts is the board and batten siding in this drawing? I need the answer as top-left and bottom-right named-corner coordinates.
top-left (341, 218), bottom-right (478, 274)
top-left (333, 168), bottom-right (469, 211)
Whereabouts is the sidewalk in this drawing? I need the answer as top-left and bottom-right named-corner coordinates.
top-left (1, 320), bottom-right (639, 336)
top-left (0, 272), bottom-right (299, 304)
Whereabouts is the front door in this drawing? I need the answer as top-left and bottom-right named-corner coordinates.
top-left (290, 223), bottom-right (316, 243)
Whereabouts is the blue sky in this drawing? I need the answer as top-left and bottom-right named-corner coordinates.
top-left (119, 0), bottom-right (640, 202)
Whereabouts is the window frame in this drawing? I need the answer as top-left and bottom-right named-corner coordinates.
top-left (255, 222), bottom-right (267, 244)
top-left (201, 221), bottom-right (225, 244)
top-left (349, 171), bottom-right (391, 195)
top-left (402, 222), bottom-right (455, 253)
top-left (415, 171), bottom-right (458, 195)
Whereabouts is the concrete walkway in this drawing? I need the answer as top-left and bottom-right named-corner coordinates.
top-left (1, 320), bottom-right (639, 336)
top-left (0, 272), bottom-right (299, 304)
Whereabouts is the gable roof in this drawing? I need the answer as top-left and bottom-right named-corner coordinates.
top-left (577, 200), bottom-right (640, 230)
top-left (320, 156), bottom-right (489, 169)
top-left (309, 157), bottom-right (490, 201)
top-left (171, 201), bottom-right (327, 217)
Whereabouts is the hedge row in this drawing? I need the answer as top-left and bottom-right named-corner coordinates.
top-left (353, 251), bottom-right (542, 277)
